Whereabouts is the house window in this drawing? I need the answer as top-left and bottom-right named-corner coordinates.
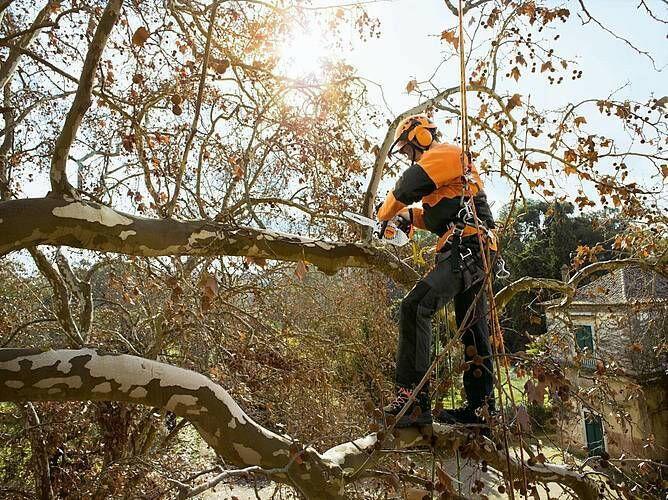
top-left (575, 325), bottom-right (594, 352)
top-left (575, 325), bottom-right (596, 369)
top-left (583, 412), bottom-right (605, 457)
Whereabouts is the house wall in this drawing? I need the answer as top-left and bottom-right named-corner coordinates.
top-left (643, 381), bottom-right (668, 460)
top-left (557, 372), bottom-right (666, 460)
top-left (544, 305), bottom-right (668, 460)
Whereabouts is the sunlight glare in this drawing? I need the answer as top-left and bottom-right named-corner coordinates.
top-left (277, 27), bottom-right (333, 79)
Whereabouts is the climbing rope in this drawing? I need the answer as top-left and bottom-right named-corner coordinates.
top-left (454, 0), bottom-right (530, 496)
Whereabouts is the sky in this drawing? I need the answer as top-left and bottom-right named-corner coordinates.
top-left (280, 0), bottom-right (667, 213)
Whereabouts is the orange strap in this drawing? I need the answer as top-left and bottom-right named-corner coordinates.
top-left (435, 225), bottom-right (498, 253)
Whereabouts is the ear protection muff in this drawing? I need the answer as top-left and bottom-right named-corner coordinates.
top-left (389, 115), bottom-right (438, 156)
top-left (408, 125), bottom-right (433, 147)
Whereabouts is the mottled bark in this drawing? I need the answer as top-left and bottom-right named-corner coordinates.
top-left (49, 0), bottom-right (123, 197)
top-left (327, 426), bottom-right (600, 500)
top-left (0, 349), bottom-right (346, 499)
top-left (0, 198), bottom-right (420, 287)
top-left (0, 349), bottom-right (603, 499)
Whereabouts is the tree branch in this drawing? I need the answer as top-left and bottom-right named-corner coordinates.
top-left (49, 0), bottom-right (123, 197)
top-left (28, 247), bottom-right (85, 347)
top-left (0, 1), bottom-right (56, 90)
top-left (0, 348), bottom-right (348, 499)
top-left (577, 0), bottom-right (659, 70)
top-left (0, 198), bottom-right (420, 287)
top-left (323, 424), bottom-right (601, 499)
top-left (494, 258), bottom-right (666, 312)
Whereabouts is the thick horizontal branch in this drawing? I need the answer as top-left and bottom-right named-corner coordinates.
top-left (324, 426), bottom-right (600, 500)
top-left (0, 349), bottom-right (347, 498)
top-left (494, 258), bottom-right (665, 312)
top-left (0, 198), bottom-right (420, 286)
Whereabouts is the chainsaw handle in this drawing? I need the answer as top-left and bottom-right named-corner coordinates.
top-left (376, 219), bottom-right (389, 239)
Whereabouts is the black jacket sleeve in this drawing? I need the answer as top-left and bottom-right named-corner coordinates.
top-left (393, 164), bottom-right (437, 205)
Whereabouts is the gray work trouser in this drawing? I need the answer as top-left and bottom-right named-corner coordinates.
top-left (396, 249), bottom-right (495, 410)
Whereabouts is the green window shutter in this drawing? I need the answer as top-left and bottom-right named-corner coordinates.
top-left (584, 413), bottom-right (605, 456)
top-left (575, 325), bottom-right (594, 353)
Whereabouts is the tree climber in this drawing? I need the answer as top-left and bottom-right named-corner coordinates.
top-left (377, 114), bottom-right (497, 428)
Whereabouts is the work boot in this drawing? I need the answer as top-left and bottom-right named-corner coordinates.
top-left (435, 403), bottom-right (495, 427)
top-left (435, 405), bottom-right (482, 425)
top-left (383, 386), bottom-right (432, 428)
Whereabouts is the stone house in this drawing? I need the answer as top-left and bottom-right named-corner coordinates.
top-left (543, 266), bottom-right (667, 460)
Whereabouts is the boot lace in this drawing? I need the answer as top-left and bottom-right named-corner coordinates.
top-left (388, 387), bottom-right (413, 411)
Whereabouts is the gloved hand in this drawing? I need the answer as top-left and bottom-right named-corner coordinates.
top-left (393, 211), bottom-right (412, 235)
top-left (376, 220), bottom-right (389, 239)
top-left (374, 201), bottom-right (387, 239)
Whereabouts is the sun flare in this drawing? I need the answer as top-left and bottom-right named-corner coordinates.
top-left (277, 28), bottom-right (334, 79)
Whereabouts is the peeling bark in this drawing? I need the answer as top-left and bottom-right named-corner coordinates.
top-left (0, 349), bottom-right (605, 499)
top-left (0, 198), bottom-right (420, 287)
top-left (0, 349), bottom-right (347, 498)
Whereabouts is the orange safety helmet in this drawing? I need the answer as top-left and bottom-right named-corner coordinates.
top-left (391, 114), bottom-right (438, 154)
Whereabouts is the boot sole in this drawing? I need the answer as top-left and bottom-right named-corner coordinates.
top-left (395, 414), bottom-right (433, 428)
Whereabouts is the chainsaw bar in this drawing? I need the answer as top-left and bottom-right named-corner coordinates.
top-left (342, 211), bottom-right (409, 247)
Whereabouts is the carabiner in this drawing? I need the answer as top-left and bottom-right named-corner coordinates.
top-left (495, 256), bottom-right (511, 279)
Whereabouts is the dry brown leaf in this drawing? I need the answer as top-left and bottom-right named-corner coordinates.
top-left (440, 29), bottom-right (459, 48)
top-left (132, 27), bottom-right (150, 47)
top-left (435, 465), bottom-right (455, 493)
top-left (244, 256), bottom-right (266, 268)
top-left (564, 149), bottom-right (578, 164)
top-left (405, 487), bottom-right (429, 500)
top-left (628, 342), bottom-right (643, 353)
top-left (201, 274), bottom-right (218, 298)
top-left (540, 60), bottom-right (553, 73)
top-left (406, 79), bottom-right (418, 93)
top-left (506, 93), bottom-right (522, 111)
top-left (295, 260), bottom-right (308, 280)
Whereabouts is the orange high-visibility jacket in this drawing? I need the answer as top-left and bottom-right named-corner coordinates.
top-left (377, 143), bottom-right (496, 251)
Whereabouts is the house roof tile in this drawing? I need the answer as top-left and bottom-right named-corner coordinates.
top-left (574, 266), bottom-right (668, 304)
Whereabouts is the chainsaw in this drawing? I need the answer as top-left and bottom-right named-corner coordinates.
top-left (343, 211), bottom-right (410, 247)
